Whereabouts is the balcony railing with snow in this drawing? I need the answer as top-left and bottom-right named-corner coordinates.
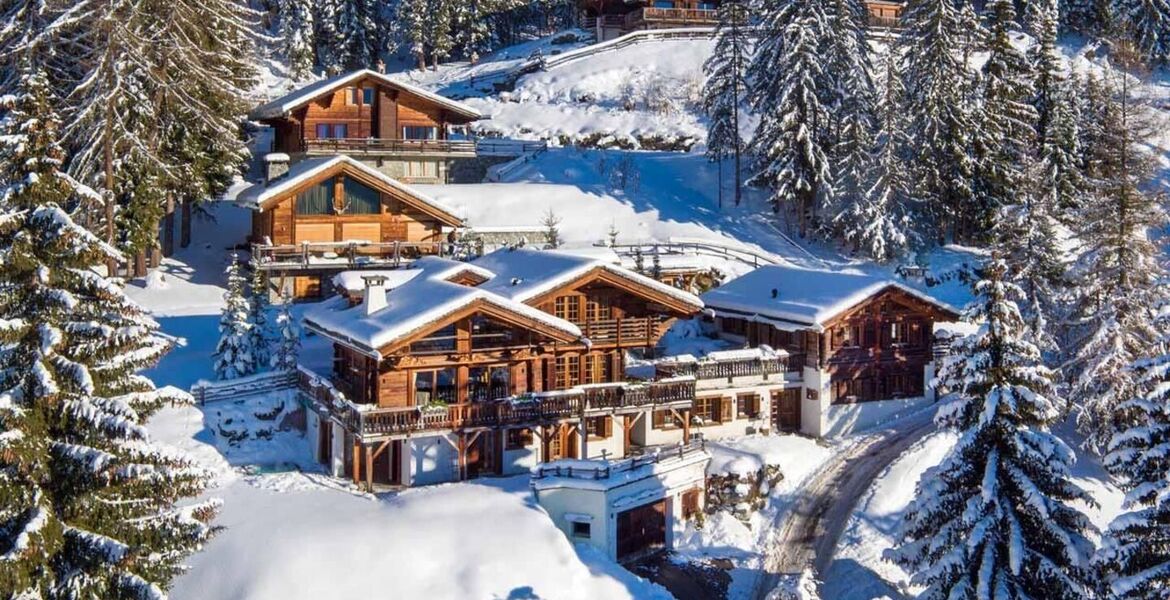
top-left (302, 138), bottom-right (477, 157)
top-left (654, 348), bottom-right (791, 383)
top-left (298, 366), bottom-right (696, 439)
top-left (250, 240), bottom-right (477, 271)
top-left (531, 438), bottom-right (707, 481)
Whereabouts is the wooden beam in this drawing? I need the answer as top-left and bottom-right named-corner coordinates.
top-left (352, 439), bottom-right (362, 485)
top-left (682, 409), bottom-right (691, 443)
top-left (371, 438), bottom-right (392, 461)
top-left (365, 444), bottom-right (374, 491)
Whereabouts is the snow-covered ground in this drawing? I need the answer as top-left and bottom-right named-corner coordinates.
top-left (821, 419), bottom-right (1126, 600)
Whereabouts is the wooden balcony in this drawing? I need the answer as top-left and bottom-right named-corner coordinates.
top-left (627, 7), bottom-right (718, 28)
top-left (302, 138), bottom-right (477, 158)
top-left (656, 353), bottom-right (789, 380)
top-left (581, 317), bottom-right (666, 347)
top-left (251, 240), bottom-right (470, 272)
top-left (299, 366), bottom-right (696, 439)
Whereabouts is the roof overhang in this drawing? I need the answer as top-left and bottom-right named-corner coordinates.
top-left (248, 69), bottom-right (482, 122)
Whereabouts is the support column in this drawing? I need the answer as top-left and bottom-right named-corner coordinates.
top-left (682, 408), bottom-right (691, 443)
top-left (352, 440), bottom-right (362, 485)
top-left (579, 415), bottom-right (589, 459)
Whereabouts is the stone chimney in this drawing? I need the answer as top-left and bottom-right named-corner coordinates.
top-left (362, 274), bottom-right (389, 316)
top-left (264, 153), bottom-right (291, 184)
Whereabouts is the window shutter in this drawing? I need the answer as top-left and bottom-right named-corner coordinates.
top-left (604, 416), bottom-right (613, 438)
top-left (720, 397), bottom-right (733, 422)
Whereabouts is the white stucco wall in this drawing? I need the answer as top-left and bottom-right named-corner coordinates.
top-left (330, 420), bottom-right (346, 477)
top-left (823, 396), bottom-right (934, 437)
top-left (502, 431), bottom-right (543, 476)
top-left (306, 410), bottom-right (321, 464)
top-left (800, 366), bottom-right (832, 438)
top-left (582, 430), bottom-right (625, 460)
top-left (409, 434), bottom-right (459, 486)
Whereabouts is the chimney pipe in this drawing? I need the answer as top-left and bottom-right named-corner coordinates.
top-left (264, 153), bottom-right (290, 184)
top-left (362, 274), bottom-right (389, 316)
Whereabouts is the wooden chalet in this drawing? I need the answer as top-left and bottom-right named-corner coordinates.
top-left (236, 154), bottom-right (465, 298)
top-left (701, 265), bottom-right (959, 436)
top-left (249, 70), bottom-right (483, 184)
top-left (298, 249), bottom-right (707, 489)
top-left (580, 0), bottom-right (721, 39)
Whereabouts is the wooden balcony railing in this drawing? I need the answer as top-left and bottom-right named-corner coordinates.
top-left (303, 138), bottom-right (477, 156)
top-left (582, 317), bottom-right (658, 346)
top-left (299, 366), bottom-right (696, 438)
top-left (867, 14), bottom-right (902, 29)
top-left (629, 7), bottom-right (718, 27)
top-left (657, 354), bottom-right (789, 381)
top-left (251, 240), bottom-right (471, 271)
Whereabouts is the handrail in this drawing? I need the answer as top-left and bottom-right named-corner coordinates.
top-left (656, 355), bottom-right (789, 380)
top-left (191, 370), bottom-right (298, 405)
top-left (303, 138), bottom-right (476, 155)
top-left (251, 240), bottom-right (478, 271)
top-left (604, 240), bottom-right (784, 271)
top-left (532, 438), bottom-right (707, 480)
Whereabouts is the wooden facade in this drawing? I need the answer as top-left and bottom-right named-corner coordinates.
top-left (715, 286), bottom-right (955, 405)
top-left (259, 73), bottom-right (479, 157)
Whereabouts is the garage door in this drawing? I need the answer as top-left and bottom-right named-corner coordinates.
top-left (616, 499), bottom-right (666, 560)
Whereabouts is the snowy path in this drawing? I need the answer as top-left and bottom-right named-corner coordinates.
top-left (751, 409), bottom-right (936, 599)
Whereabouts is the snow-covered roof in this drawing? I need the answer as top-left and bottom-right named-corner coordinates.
top-left (701, 265), bottom-right (959, 328)
top-left (472, 247), bottom-right (703, 311)
top-left (233, 155), bottom-right (462, 225)
top-left (331, 258), bottom-right (494, 294)
top-left (304, 256), bottom-right (583, 356)
top-left (531, 446), bottom-right (710, 493)
top-left (249, 69), bottom-right (482, 122)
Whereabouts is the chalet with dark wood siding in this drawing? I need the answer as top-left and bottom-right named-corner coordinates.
top-left (298, 249), bottom-right (708, 489)
top-left (249, 70), bottom-right (482, 184)
top-left (700, 265), bottom-right (959, 437)
top-left (236, 155), bottom-right (465, 298)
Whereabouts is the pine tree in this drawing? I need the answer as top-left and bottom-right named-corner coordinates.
top-left (1067, 64), bottom-right (1168, 455)
top-left (1114, 0), bottom-right (1170, 64)
top-left (1097, 323), bottom-right (1170, 597)
top-left (971, 0), bottom-right (1038, 238)
top-left (703, 0), bottom-right (751, 208)
top-left (271, 292), bottom-right (300, 371)
top-left (1063, 0), bottom-right (1107, 33)
top-left (336, 0), bottom-right (379, 70)
top-left (249, 256), bottom-right (272, 370)
top-left (397, 0), bottom-right (430, 70)
top-left (748, 0), bottom-right (834, 236)
top-left (427, 0), bottom-right (455, 69)
top-left (280, 0), bottom-right (316, 79)
top-left (835, 47), bottom-right (913, 263)
top-left (822, 0), bottom-right (876, 232)
top-left (454, 0), bottom-right (494, 63)
top-left (897, 0), bottom-right (977, 243)
top-left (887, 256), bottom-right (1096, 600)
top-left (541, 209), bottom-right (562, 249)
top-left (214, 254), bottom-right (257, 380)
top-left (0, 65), bottom-right (217, 598)
top-left (1031, 0), bottom-right (1087, 217)
top-left (314, 0), bottom-right (345, 74)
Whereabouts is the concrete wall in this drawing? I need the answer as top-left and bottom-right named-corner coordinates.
top-left (631, 413), bottom-right (689, 448)
top-left (359, 156), bottom-right (449, 185)
top-left (502, 430), bottom-right (543, 476)
top-left (537, 487), bottom-right (610, 557)
top-left (449, 155), bottom-right (513, 183)
top-left (823, 396), bottom-right (935, 438)
top-left (582, 427), bottom-right (625, 460)
top-left (800, 366), bottom-right (833, 438)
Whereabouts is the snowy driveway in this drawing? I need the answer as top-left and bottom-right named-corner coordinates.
top-left (751, 409), bottom-right (937, 599)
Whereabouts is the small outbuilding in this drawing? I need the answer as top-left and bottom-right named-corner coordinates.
top-left (531, 440), bottom-right (710, 561)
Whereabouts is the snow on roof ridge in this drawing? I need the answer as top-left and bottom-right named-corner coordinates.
top-left (234, 155), bottom-right (462, 223)
top-left (304, 257), bottom-right (579, 355)
top-left (249, 69), bottom-right (482, 121)
top-left (701, 264), bottom-right (958, 327)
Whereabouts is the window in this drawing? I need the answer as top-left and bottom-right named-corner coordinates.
top-left (340, 177), bottom-right (381, 215)
top-left (469, 365), bottom-right (510, 402)
top-left (406, 160), bottom-right (438, 178)
top-left (296, 180), bottom-right (334, 215)
top-left (315, 123), bottom-right (330, 139)
top-left (652, 409), bottom-right (681, 430)
top-left (833, 378), bottom-right (867, 404)
top-left (585, 297), bottom-right (611, 321)
top-left (653, 0), bottom-right (675, 7)
top-left (471, 316), bottom-right (516, 350)
top-left (315, 123), bottom-right (348, 139)
top-left (410, 324), bottom-right (457, 353)
top-left (721, 318), bottom-right (747, 337)
top-left (583, 353), bottom-right (611, 384)
top-left (333, 124), bottom-right (348, 139)
top-left (363, 87), bottom-right (375, 105)
top-left (585, 416), bottom-right (611, 439)
top-left (506, 428), bottom-right (534, 450)
top-left (414, 368), bottom-right (456, 405)
top-left (834, 324), bottom-right (861, 349)
top-left (554, 296), bottom-right (581, 323)
top-left (555, 355), bottom-right (580, 389)
top-left (698, 1), bottom-right (716, 9)
top-left (402, 126), bottom-right (438, 140)
top-left (737, 394), bottom-right (760, 419)
top-left (571, 521), bottom-right (591, 539)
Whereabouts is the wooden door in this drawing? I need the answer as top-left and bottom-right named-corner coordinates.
top-left (317, 417), bottom-right (332, 466)
top-left (771, 389), bottom-right (801, 432)
top-left (616, 500), bottom-right (667, 560)
top-left (372, 443), bottom-right (393, 485)
top-left (466, 435), bottom-right (483, 479)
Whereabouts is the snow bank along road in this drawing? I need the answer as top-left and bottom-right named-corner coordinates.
top-left (752, 409), bottom-right (937, 599)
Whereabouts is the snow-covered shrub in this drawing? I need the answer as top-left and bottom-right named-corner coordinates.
top-left (706, 460), bottom-right (783, 521)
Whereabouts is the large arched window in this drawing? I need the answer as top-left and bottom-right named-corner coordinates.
top-left (296, 180), bottom-right (334, 215)
top-left (341, 177), bottom-right (381, 214)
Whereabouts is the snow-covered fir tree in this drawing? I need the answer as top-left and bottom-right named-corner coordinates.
top-left (280, 0), bottom-right (316, 78)
top-left (314, 0), bottom-right (345, 73)
top-left (454, 0), bottom-right (494, 64)
top-left (1062, 0), bottom-right (1106, 33)
top-left (767, 568), bottom-right (821, 599)
top-left (271, 292), bottom-right (300, 371)
top-left (896, 0), bottom-right (977, 243)
top-left (886, 256), bottom-right (1096, 600)
top-left (336, 0), bottom-right (380, 70)
top-left (249, 256), bottom-right (272, 370)
top-left (821, 0), bottom-right (876, 233)
top-left (835, 47), bottom-right (913, 263)
top-left (1114, 0), bottom-right (1170, 64)
top-left (426, 0), bottom-right (455, 69)
top-left (1097, 318), bottom-right (1170, 597)
top-left (1030, 0), bottom-right (1087, 217)
top-left (0, 65), bottom-right (217, 598)
top-left (214, 254), bottom-right (258, 380)
top-left (703, 0), bottom-right (751, 207)
top-left (541, 209), bottom-right (562, 249)
top-left (748, 0), bottom-right (833, 236)
top-left (971, 0), bottom-right (1038, 238)
top-left (1066, 67), bottom-right (1168, 455)
top-left (397, 0), bottom-right (430, 69)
